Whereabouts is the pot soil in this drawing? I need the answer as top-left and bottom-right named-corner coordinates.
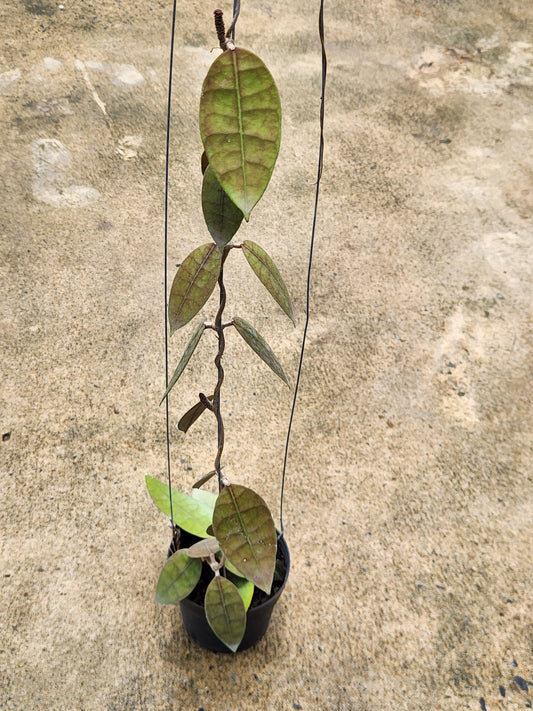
top-left (169, 529), bottom-right (290, 653)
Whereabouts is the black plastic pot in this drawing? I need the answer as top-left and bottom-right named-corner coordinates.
top-left (169, 532), bottom-right (290, 653)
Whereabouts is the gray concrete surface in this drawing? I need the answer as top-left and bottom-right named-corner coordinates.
top-left (1, 1), bottom-right (532, 709)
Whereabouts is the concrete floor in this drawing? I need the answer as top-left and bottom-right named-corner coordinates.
top-left (1, 1), bottom-right (532, 709)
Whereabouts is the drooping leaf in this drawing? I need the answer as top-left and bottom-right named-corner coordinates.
top-left (199, 48), bottom-right (281, 221)
top-left (242, 240), bottom-right (294, 323)
top-left (187, 537), bottom-right (220, 558)
top-left (202, 165), bottom-right (244, 249)
top-left (169, 243), bottom-right (222, 333)
top-left (227, 572), bottom-right (255, 611)
top-left (155, 550), bottom-right (201, 604)
top-left (204, 575), bottom-right (246, 652)
top-left (160, 321), bottom-right (205, 404)
top-left (233, 316), bottom-right (289, 386)
top-left (177, 396), bottom-right (212, 433)
top-left (212, 484), bottom-right (277, 595)
top-left (145, 475), bottom-right (214, 538)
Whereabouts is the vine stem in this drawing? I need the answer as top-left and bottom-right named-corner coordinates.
top-left (213, 249), bottom-right (231, 491)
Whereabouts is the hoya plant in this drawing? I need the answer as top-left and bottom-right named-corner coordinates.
top-left (146, 11), bottom-right (293, 652)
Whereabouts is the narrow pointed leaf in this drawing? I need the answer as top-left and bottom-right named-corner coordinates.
top-left (233, 316), bottom-right (289, 386)
top-left (199, 48), bottom-right (281, 221)
top-left (212, 484), bottom-right (277, 595)
top-left (160, 321), bottom-right (205, 404)
top-left (242, 240), bottom-right (294, 323)
top-left (177, 396), bottom-right (212, 433)
top-left (205, 576), bottom-right (246, 652)
top-left (202, 165), bottom-right (244, 249)
top-left (145, 475), bottom-right (213, 538)
top-left (228, 573), bottom-right (255, 611)
top-left (155, 550), bottom-right (201, 604)
top-left (169, 243), bottom-right (222, 333)
top-left (187, 537), bottom-right (220, 558)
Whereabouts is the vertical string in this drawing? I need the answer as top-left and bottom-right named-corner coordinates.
top-left (164, 0), bottom-right (179, 526)
top-left (226, 0), bottom-right (241, 41)
top-left (279, 0), bottom-right (327, 539)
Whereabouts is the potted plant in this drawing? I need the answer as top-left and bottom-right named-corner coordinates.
top-left (146, 9), bottom-right (292, 653)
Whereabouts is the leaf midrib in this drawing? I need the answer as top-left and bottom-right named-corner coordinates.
top-left (231, 50), bottom-right (248, 211)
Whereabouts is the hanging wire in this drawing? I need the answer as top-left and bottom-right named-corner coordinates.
top-left (163, 0), bottom-right (179, 527)
top-left (226, 0), bottom-right (241, 41)
top-left (279, 0), bottom-right (327, 539)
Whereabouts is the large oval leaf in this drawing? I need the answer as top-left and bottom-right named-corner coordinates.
top-left (160, 320), bottom-right (205, 404)
top-left (233, 316), bottom-right (289, 386)
top-left (212, 484), bottom-right (277, 595)
top-left (155, 550), bottom-right (201, 604)
top-left (169, 243), bottom-right (222, 333)
top-left (242, 241), bottom-right (294, 323)
top-left (145, 475), bottom-right (214, 538)
top-left (202, 165), bottom-right (244, 249)
top-left (199, 48), bottom-right (281, 221)
top-left (205, 576), bottom-right (246, 652)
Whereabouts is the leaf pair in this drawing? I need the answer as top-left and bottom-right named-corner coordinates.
top-left (155, 548), bottom-right (247, 653)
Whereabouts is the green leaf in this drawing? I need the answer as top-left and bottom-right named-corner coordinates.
top-left (155, 550), bottom-right (201, 604)
top-left (169, 243), bottom-right (222, 333)
top-left (204, 576), bottom-right (246, 652)
top-left (145, 475), bottom-right (213, 538)
top-left (191, 488), bottom-right (218, 510)
top-left (213, 484), bottom-right (277, 595)
top-left (233, 316), bottom-right (289, 386)
top-left (199, 48), bottom-right (281, 221)
top-left (227, 572), bottom-right (255, 612)
top-left (242, 241), bottom-right (294, 323)
top-left (202, 165), bottom-right (244, 249)
top-left (160, 321), bottom-right (205, 404)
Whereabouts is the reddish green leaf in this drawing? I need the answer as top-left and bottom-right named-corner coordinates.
top-left (233, 316), bottom-right (289, 386)
top-left (160, 321), bottom-right (205, 404)
top-left (212, 484), bottom-right (277, 595)
top-left (169, 243), bottom-right (221, 333)
top-left (155, 550), bottom-right (201, 604)
top-left (205, 576), bottom-right (246, 652)
top-left (242, 240), bottom-right (294, 323)
top-left (202, 165), bottom-right (244, 249)
top-left (199, 48), bottom-right (281, 221)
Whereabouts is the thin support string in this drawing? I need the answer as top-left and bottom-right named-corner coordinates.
top-left (226, 0), bottom-right (241, 41)
top-left (164, 0), bottom-right (179, 526)
top-left (279, 0), bottom-right (327, 539)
